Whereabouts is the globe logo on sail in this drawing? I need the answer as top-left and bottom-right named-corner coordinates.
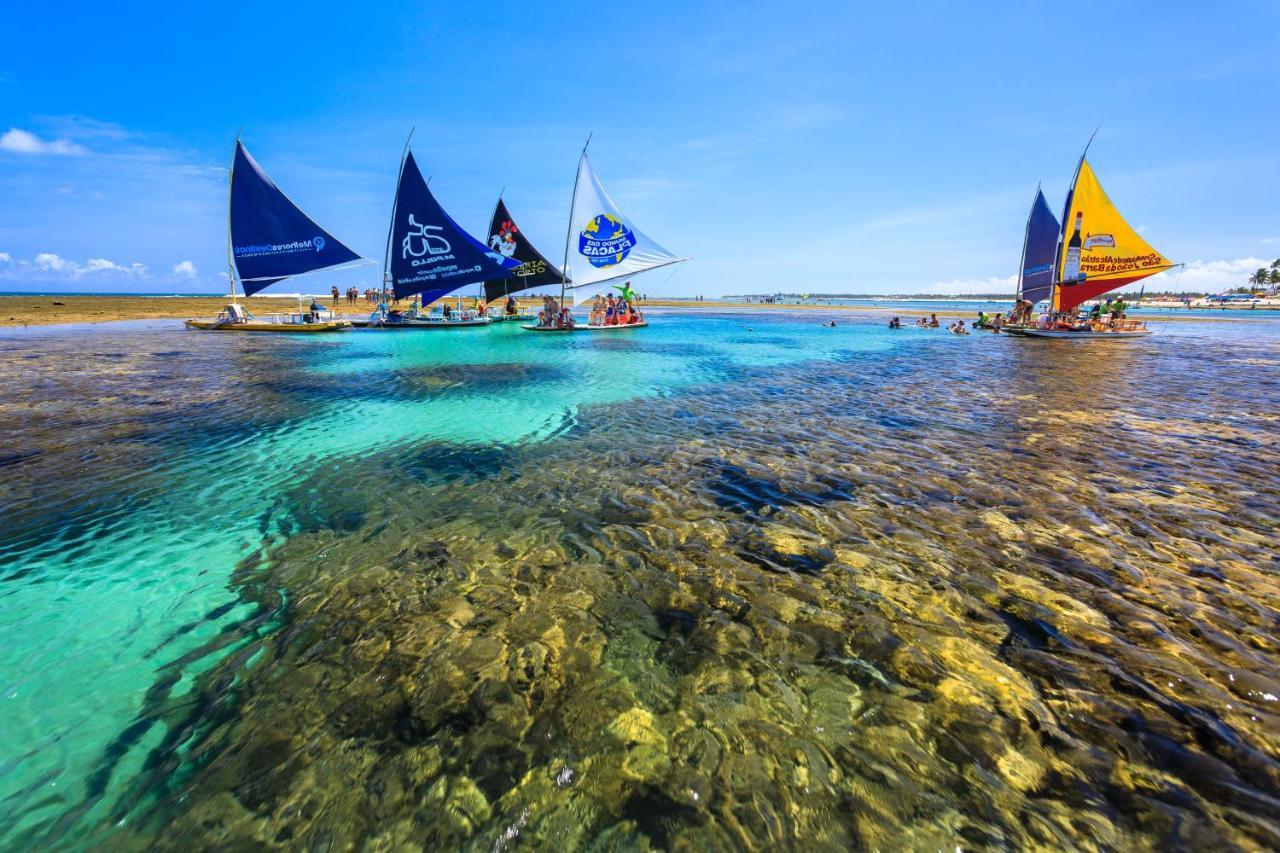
top-left (578, 214), bottom-right (635, 268)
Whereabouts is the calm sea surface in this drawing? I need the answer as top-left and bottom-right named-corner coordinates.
top-left (1, 309), bottom-right (1277, 850)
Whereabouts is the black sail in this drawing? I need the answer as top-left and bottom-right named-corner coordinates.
top-left (481, 198), bottom-right (565, 302)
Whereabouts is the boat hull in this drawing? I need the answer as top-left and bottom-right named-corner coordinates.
top-left (1019, 328), bottom-right (1151, 339)
top-left (353, 317), bottom-right (492, 329)
top-left (186, 320), bottom-right (350, 332)
top-left (521, 322), bottom-right (649, 333)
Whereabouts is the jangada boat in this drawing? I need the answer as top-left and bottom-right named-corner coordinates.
top-left (186, 299), bottom-right (351, 332)
top-left (373, 134), bottom-right (521, 328)
top-left (522, 137), bottom-right (688, 333)
top-left (188, 138), bottom-right (370, 332)
top-left (521, 321), bottom-right (649, 333)
top-left (1007, 134), bottom-right (1176, 340)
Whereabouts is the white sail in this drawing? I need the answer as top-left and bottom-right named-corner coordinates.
top-left (563, 154), bottom-right (685, 297)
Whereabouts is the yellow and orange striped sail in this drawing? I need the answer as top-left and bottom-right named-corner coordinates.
top-left (1053, 159), bottom-right (1174, 313)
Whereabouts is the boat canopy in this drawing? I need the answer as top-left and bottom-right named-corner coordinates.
top-left (563, 153), bottom-right (686, 305)
top-left (229, 140), bottom-right (364, 296)
top-left (1018, 188), bottom-right (1059, 306)
top-left (1053, 159), bottom-right (1174, 313)
top-left (388, 151), bottom-right (520, 301)
top-left (481, 198), bottom-right (565, 302)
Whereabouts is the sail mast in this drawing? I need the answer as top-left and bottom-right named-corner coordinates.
top-left (1015, 182), bottom-right (1040, 302)
top-left (560, 133), bottom-right (592, 307)
top-left (383, 128), bottom-right (415, 300)
top-left (483, 187), bottom-right (505, 303)
top-left (1052, 126), bottom-right (1099, 311)
top-left (226, 134), bottom-right (240, 304)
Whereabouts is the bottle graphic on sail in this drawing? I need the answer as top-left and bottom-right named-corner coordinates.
top-left (1062, 211), bottom-right (1084, 282)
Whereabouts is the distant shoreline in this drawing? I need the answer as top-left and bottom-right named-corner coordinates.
top-left (3, 294), bottom-right (1276, 328)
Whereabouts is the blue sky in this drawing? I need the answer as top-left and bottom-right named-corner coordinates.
top-left (1, 2), bottom-right (1277, 295)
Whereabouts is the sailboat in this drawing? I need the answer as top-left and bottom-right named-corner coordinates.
top-left (1020, 139), bottom-right (1176, 339)
top-left (363, 141), bottom-right (521, 329)
top-left (480, 197), bottom-right (565, 321)
top-left (523, 139), bottom-right (688, 332)
top-left (1003, 186), bottom-right (1060, 335)
top-left (187, 138), bottom-right (368, 332)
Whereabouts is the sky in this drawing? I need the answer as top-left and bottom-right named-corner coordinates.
top-left (1, 2), bottom-right (1278, 296)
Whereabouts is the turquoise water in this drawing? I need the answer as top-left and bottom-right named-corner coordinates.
top-left (2, 309), bottom-right (1278, 848)
top-left (0, 311), bottom-right (888, 844)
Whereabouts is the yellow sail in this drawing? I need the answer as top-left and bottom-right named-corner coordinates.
top-left (1054, 159), bottom-right (1173, 312)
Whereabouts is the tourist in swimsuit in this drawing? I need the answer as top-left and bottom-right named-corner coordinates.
top-left (928, 313), bottom-right (940, 328)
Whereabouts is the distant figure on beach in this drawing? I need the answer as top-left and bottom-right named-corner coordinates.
top-left (331, 285), bottom-right (340, 306)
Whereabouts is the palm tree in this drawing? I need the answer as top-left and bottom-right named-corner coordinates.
top-left (1249, 268), bottom-right (1269, 288)
top-left (1272, 258), bottom-right (1280, 271)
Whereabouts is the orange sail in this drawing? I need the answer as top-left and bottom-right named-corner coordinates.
top-left (1053, 159), bottom-right (1174, 313)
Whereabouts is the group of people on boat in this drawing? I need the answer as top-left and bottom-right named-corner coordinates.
top-left (588, 293), bottom-right (644, 327)
top-left (533, 291), bottom-right (645, 329)
top-left (536, 295), bottom-right (574, 328)
top-left (885, 296), bottom-right (1143, 336)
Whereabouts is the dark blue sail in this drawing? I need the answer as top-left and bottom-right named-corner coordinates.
top-left (389, 151), bottom-right (520, 301)
top-left (230, 140), bottom-right (362, 296)
top-left (1019, 189), bottom-right (1060, 305)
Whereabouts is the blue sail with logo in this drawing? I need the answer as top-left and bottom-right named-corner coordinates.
top-left (229, 140), bottom-right (364, 296)
top-left (388, 151), bottom-right (520, 301)
top-left (1018, 188), bottom-right (1060, 305)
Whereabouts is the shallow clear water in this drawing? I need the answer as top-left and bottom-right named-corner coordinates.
top-left (1, 310), bottom-right (1277, 849)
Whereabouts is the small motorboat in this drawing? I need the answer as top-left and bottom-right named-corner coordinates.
top-left (357, 303), bottom-right (492, 329)
top-left (186, 301), bottom-right (351, 333)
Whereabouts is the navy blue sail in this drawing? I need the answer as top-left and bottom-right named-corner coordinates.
top-left (230, 140), bottom-right (362, 296)
top-left (388, 151), bottom-right (520, 301)
top-left (1019, 188), bottom-right (1060, 306)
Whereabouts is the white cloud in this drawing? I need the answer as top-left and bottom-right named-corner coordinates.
top-left (28, 252), bottom-right (146, 278)
top-left (34, 252), bottom-right (71, 272)
top-left (172, 260), bottom-right (197, 278)
top-left (1149, 257), bottom-right (1274, 293)
top-left (921, 274), bottom-right (1017, 295)
top-left (0, 252), bottom-right (10, 263)
top-left (924, 258), bottom-right (1275, 296)
top-left (0, 128), bottom-right (87, 156)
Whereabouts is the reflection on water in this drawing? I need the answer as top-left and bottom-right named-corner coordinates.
top-left (2, 314), bottom-right (1279, 849)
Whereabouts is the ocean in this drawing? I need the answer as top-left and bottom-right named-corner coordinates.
top-left (1, 308), bottom-right (1277, 848)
